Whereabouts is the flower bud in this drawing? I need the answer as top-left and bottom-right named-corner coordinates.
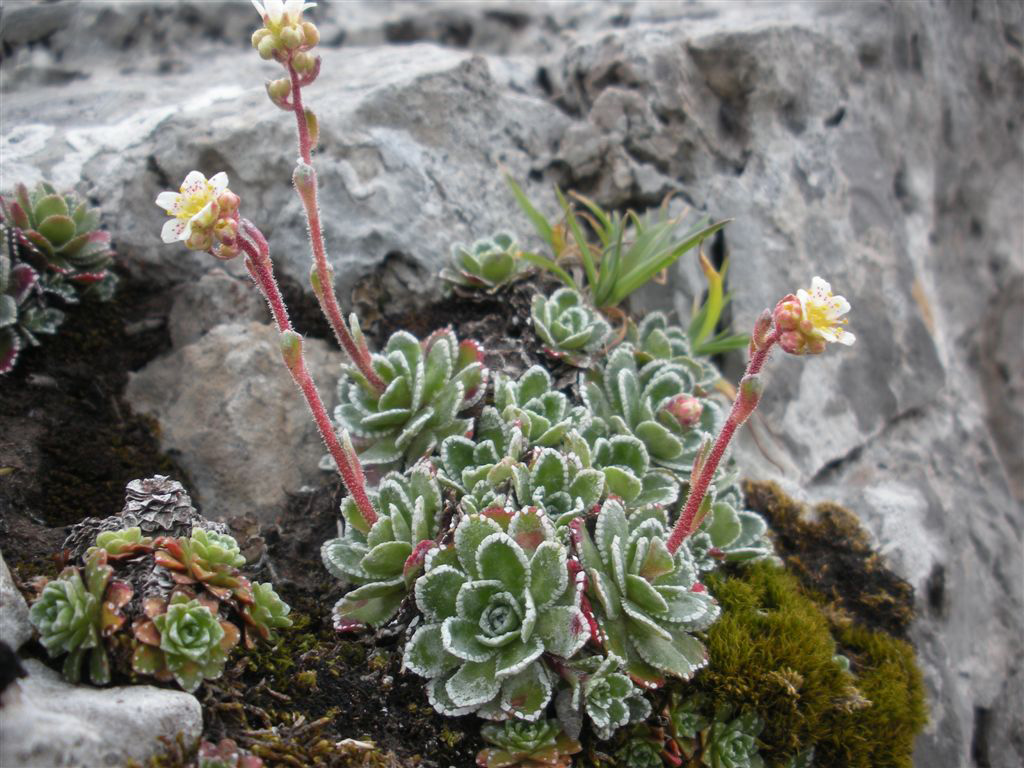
top-left (752, 308), bottom-right (773, 350)
top-left (266, 78), bottom-right (291, 106)
top-left (213, 218), bottom-right (238, 244)
top-left (280, 25), bottom-right (303, 50)
top-left (304, 107), bottom-right (319, 149)
top-left (773, 294), bottom-right (803, 332)
top-left (257, 35), bottom-right (277, 60)
top-left (292, 51), bottom-right (316, 74)
top-left (293, 161), bottom-right (317, 205)
top-left (733, 374), bottom-right (763, 425)
top-left (192, 202), bottom-right (219, 230)
top-left (301, 21), bottom-right (320, 47)
top-left (665, 394), bottom-right (703, 429)
top-left (214, 242), bottom-right (239, 261)
top-left (217, 190), bottom-right (240, 214)
top-left (251, 28), bottom-right (270, 48)
top-left (778, 330), bottom-right (806, 355)
top-left (280, 330), bottom-right (303, 371)
top-left (185, 227), bottom-right (213, 252)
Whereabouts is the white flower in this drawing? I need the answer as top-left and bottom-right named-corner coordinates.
top-left (796, 276), bottom-right (855, 345)
top-left (155, 171), bottom-right (229, 245)
top-left (252, 0), bottom-right (315, 27)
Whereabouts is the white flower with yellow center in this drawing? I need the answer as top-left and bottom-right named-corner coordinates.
top-left (796, 276), bottom-right (855, 345)
top-left (155, 171), bottom-right (229, 246)
top-left (252, 0), bottom-right (315, 29)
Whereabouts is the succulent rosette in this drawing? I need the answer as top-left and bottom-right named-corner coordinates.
top-left (510, 447), bottom-right (604, 527)
top-left (493, 365), bottom-right (588, 449)
top-left (476, 718), bottom-right (582, 768)
top-left (442, 232), bottom-right (530, 292)
top-left (332, 327), bottom-right (488, 466)
top-left (132, 592), bottom-right (240, 692)
top-left (403, 508), bottom-right (589, 721)
top-left (531, 287), bottom-right (611, 367)
top-left (702, 709), bottom-right (765, 768)
top-left (28, 549), bottom-right (130, 685)
top-left (322, 465), bottom-right (443, 629)
top-left (569, 654), bottom-right (651, 740)
top-left (572, 499), bottom-right (719, 686)
top-left (89, 526), bottom-right (154, 561)
top-left (567, 430), bottom-right (679, 508)
top-left (582, 345), bottom-right (724, 475)
top-left (154, 528), bottom-right (253, 603)
top-left (629, 311), bottom-right (720, 387)
top-left (240, 582), bottom-right (293, 645)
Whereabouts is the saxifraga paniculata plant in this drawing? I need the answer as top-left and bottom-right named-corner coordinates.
top-left (441, 231), bottom-right (532, 294)
top-left (144, 0), bottom-right (926, 762)
top-left (0, 181), bottom-right (117, 373)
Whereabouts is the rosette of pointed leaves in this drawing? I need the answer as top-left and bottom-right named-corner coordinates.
top-left (494, 365), bottom-right (587, 449)
top-left (568, 430), bottom-right (678, 508)
top-left (582, 345), bottom-right (723, 474)
top-left (629, 312), bottom-right (720, 388)
top-left (29, 549), bottom-right (131, 684)
top-left (154, 529), bottom-right (253, 603)
top-left (88, 526), bottom-right (154, 561)
top-left (437, 407), bottom-right (526, 515)
top-left (687, 500), bottom-right (777, 571)
top-left (240, 582), bottom-right (293, 645)
top-left (441, 232), bottom-right (530, 293)
top-left (614, 727), bottom-right (665, 768)
top-left (476, 718), bottom-right (582, 768)
top-left (572, 500), bottom-right (719, 686)
top-left (0, 239), bottom-right (61, 374)
top-left (1, 182), bottom-right (117, 297)
top-left (334, 327), bottom-right (488, 466)
top-left (322, 465), bottom-right (442, 629)
top-left (403, 508), bottom-right (589, 721)
top-left (531, 287), bottom-right (611, 367)
top-left (511, 447), bottom-right (604, 527)
top-left (702, 709), bottom-right (765, 768)
top-left (570, 654), bottom-right (651, 741)
top-left (132, 592), bottom-right (240, 693)
top-left (667, 691), bottom-right (711, 741)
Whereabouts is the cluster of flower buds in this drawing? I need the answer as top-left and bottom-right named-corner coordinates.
top-left (155, 171), bottom-right (241, 260)
top-left (251, 1), bottom-right (320, 78)
top-left (773, 276), bottom-right (855, 355)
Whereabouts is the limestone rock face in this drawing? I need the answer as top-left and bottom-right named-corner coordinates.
top-left (0, 658), bottom-right (202, 768)
top-left (0, 551), bottom-right (32, 650)
top-left (125, 322), bottom-right (342, 521)
top-left (2, 2), bottom-right (1021, 766)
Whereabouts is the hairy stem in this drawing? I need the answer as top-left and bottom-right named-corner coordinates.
top-left (286, 59), bottom-right (386, 394)
top-left (236, 225), bottom-right (377, 528)
top-left (666, 331), bottom-right (779, 553)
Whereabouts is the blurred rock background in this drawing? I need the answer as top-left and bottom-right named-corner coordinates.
top-left (2, 1), bottom-right (1021, 766)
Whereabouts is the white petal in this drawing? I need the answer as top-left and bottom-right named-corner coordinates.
top-left (208, 172), bottom-right (229, 195)
top-left (829, 296), bottom-right (851, 317)
top-left (155, 191), bottom-right (179, 212)
top-left (810, 276), bottom-right (832, 297)
top-left (796, 288), bottom-right (811, 314)
top-left (161, 218), bottom-right (188, 243)
top-left (836, 330), bottom-right (856, 345)
top-left (180, 170), bottom-right (206, 192)
top-left (264, 0), bottom-right (284, 22)
top-left (251, 0), bottom-right (266, 17)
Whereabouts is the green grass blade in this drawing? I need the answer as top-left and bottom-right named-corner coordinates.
top-left (518, 250), bottom-right (576, 288)
top-left (557, 188), bottom-right (600, 294)
top-left (505, 175), bottom-right (554, 249)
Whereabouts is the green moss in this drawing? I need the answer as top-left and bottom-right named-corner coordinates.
top-left (696, 563), bottom-right (926, 767)
top-left (698, 564), bottom-right (850, 760)
top-left (815, 624), bottom-right (927, 768)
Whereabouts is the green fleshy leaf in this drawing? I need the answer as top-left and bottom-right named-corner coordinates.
top-left (477, 534), bottom-right (529, 595)
top-left (404, 622), bottom-right (458, 678)
top-left (529, 541), bottom-right (568, 610)
top-left (534, 605), bottom-right (589, 658)
top-left (446, 658), bottom-right (501, 708)
top-left (415, 565), bottom-right (466, 621)
top-left (455, 515), bottom-right (503, 578)
top-left (499, 661), bottom-right (552, 721)
top-left (442, 616), bottom-right (494, 662)
top-left (361, 540), bottom-right (412, 578)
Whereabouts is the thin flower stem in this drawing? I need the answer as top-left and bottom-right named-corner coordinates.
top-left (235, 228), bottom-right (377, 529)
top-left (286, 60), bottom-right (387, 394)
top-left (666, 330), bottom-right (779, 553)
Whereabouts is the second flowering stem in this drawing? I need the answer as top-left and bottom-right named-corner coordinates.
top-left (238, 220), bottom-right (377, 529)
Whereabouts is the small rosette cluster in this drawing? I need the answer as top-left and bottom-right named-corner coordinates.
top-left (664, 694), bottom-right (767, 768)
top-left (403, 508), bottom-right (589, 721)
top-left (29, 548), bottom-right (131, 685)
top-left (321, 465), bottom-right (442, 629)
top-left (493, 365), bottom-right (588, 449)
top-left (531, 288), bottom-right (611, 368)
top-left (332, 327), bottom-right (488, 466)
top-left (30, 509), bottom-right (292, 692)
top-left (573, 500), bottom-right (719, 687)
top-left (441, 232), bottom-right (530, 293)
top-left (476, 719), bottom-right (582, 768)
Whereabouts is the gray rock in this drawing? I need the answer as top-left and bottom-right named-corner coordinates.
top-left (168, 268), bottom-right (267, 348)
top-left (125, 322), bottom-right (342, 521)
top-left (0, 658), bottom-right (201, 768)
top-left (0, 550), bottom-right (32, 651)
